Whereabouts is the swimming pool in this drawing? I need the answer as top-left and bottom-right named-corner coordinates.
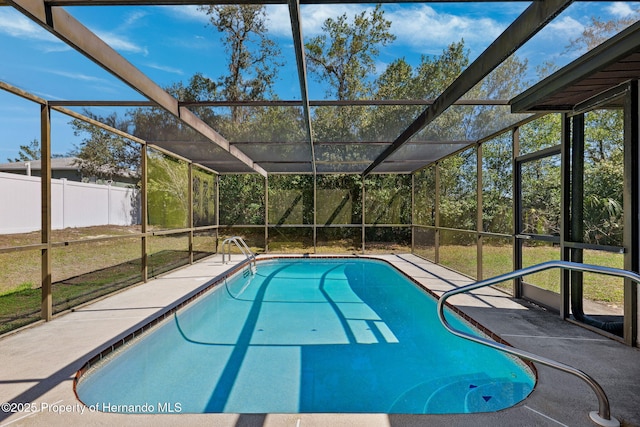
top-left (75, 257), bottom-right (535, 414)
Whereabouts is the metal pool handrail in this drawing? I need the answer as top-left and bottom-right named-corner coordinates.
top-left (436, 260), bottom-right (636, 427)
top-left (221, 236), bottom-right (256, 273)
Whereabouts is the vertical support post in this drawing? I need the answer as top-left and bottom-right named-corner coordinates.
top-left (434, 161), bottom-right (440, 264)
top-left (141, 144), bottom-right (148, 282)
top-left (560, 113), bottom-right (572, 318)
top-left (571, 114), bottom-right (586, 320)
top-left (216, 174), bottom-right (220, 253)
top-left (477, 143), bottom-right (483, 281)
top-left (188, 163), bottom-right (194, 264)
top-left (361, 174), bottom-right (366, 254)
top-left (623, 80), bottom-right (639, 346)
top-left (512, 126), bottom-right (522, 297)
top-left (313, 172), bottom-right (317, 254)
top-left (411, 173), bottom-right (415, 254)
top-left (40, 103), bottom-right (52, 321)
top-left (264, 175), bottom-right (269, 253)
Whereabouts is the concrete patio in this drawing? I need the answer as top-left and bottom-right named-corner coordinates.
top-left (0, 254), bottom-right (638, 427)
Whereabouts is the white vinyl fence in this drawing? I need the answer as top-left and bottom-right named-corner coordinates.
top-left (0, 172), bottom-right (140, 234)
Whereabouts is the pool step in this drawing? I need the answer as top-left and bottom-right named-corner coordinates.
top-left (464, 380), bottom-right (532, 412)
top-left (390, 374), bottom-right (532, 414)
top-left (389, 373), bottom-right (488, 413)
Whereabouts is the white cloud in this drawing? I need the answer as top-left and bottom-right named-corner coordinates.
top-left (269, 4), bottom-right (507, 57)
top-left (164, 5), bottom-right (209, 23)
top-left (122, 10), bottom-right (149, 27)
top-left (297, 4), bottom-right (368, 37)
top-left (265, 5), bottom-right (293, 37)
top-left (44, 69), bottom-right (111, 84)
top-left (387, 5), bottom-right (505, 54)
top-left (545, 15), bottom-right (584, 39)
top-left (0, 8), bottom-right (61, 43)
top-left (145, 63), bottom-right (184, 75)
top-left (607, 2), bottom-right (637, 18)
top-left (93, 31), bottom-right (149, 56)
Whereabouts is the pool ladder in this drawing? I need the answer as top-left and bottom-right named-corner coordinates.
top-left (437, 260), bottom-right (639, 427)
top-left (221, 236), bottom-right (257, 274)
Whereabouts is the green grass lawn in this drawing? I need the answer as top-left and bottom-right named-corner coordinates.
top-left (0, 227), bottom-right (626, 335)
top-left (443, 244), bottom-right (624, 305)
top-left (0, 226), bottom-right (217, 334)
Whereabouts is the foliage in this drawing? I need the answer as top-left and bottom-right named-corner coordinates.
top-left (518, 115), bottom-right (562, 236)
top-left (306, 4), bottom-right (395, 144)
top-left (583, 109), bottom-right (624, 245)
top-left (219, 174), bottom-right (265, 225)
top-left (565, 12), bottom-right (640, 53)
top-left (7, 139), bottom-right (66, 162)
top-left (413, 167), bottom-right (436, 227)
top-left (366, 42), bottom-right (469, 142)
top-left (316, 174), bottom-right (362, 225)
top-left (268, 174), bottom-right (314, 225)
top-left (439, 148), bottom-right (477, 232)
top-left (199, 4), bottom-right (282, 123)
top-left (59, 4), bottom-right (627, 256)
top-left (364, 174), bottom-right (411, 225)
top-left (8, 139), bottom-right (40, 162)
top-left (193, 167), bottom-right (217, 227)
top-left (147, 150), bottom-right (189, 228)
top-left (306, 4), bottom-right (395, 100)
top-left (70, 111), bottom-right (140, 181)
top-left (481, 133), bottom-right (513, 234)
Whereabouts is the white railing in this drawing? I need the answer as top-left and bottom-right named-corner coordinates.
top-left (221, 236), bottom-right (257, 274)
top-left (437, 260), bottom-right (638, 427)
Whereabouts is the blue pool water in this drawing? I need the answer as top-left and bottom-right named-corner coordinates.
top-left (76, 258), bottom-right (535, 414)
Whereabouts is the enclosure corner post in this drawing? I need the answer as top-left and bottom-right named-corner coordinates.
top-left (512, 126), bottom-right (522, 297)
top-left (40, 102), bottom-right (52, 321)
top-left (264, 174), bottom-right (269, 253)
top-left (188, 163), bottom-right (194, 265)
top-left (477, 143), bottom-right (483, 281)
top-left (361, 174), bottom-right (366, 254)
top-left (411, 173), bottom-right (415, 254)
top-left (623, 79), bottom-right (639, 346)
top-left (434, 161), bottom-right (440, 264)
top-left (141, 144), bottom-right (148, 283)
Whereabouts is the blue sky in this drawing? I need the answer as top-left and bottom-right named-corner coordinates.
top-left (0, 1), bottom-right (637, 159)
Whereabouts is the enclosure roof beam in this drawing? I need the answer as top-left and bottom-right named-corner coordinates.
top-left (38, 0), bottom-right (536, 5)
top-left (48, 99), bottom-right (511, 107)
top-left (7, 0), bottom-right (267, 177)
top-left (52, 106), bottom-right (146, 145)
top-left (288, 0), bottom-right (316, 175)
top-left (0, 81), bottom-right (47, 105)
top-left (361, 0), bottom-right (573, 177)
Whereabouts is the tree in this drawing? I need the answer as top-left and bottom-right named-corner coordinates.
top-left (306, 4), bottom-right (395, 144)
top-left (566, 12), bottom-right (640, 53)
top-left (564, 16), bottom-right (630, 245)
top-left (147, 150), bottom-right (189, 228)
top-left (582, 109), bottom-right (624, 245)
top-left (220, 174), bottom-right (265, 225)
top-left (199, 4), bottom-right (282, 124)
top-left (7, 139), bottom-right (66, 162)
top-left (70, 111), bottom-right (140, 182)
top-left (519, 114), bottom-right (562, 236)
top-left (366, 42), bottom-right (470, 142)
top-left (306, 4), bottom-right (395, 100)
top-left (9, 139), bottom-right (40, 162)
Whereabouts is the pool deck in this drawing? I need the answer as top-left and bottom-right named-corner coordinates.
top-left (1, 253), bottom-right (638, 427)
